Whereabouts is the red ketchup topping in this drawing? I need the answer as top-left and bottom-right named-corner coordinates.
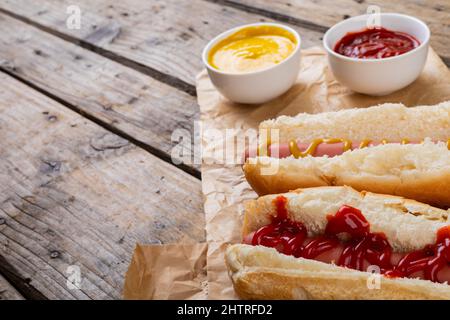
top-left (252, 196), bottom-right (306, 256)
top-left (249, 195), bottom-right (450, 283)
top-left (334, 27), bottom-right (420, 59)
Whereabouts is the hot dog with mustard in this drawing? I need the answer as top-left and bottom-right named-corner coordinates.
top-left (243, 101), bottom-right (450, 208)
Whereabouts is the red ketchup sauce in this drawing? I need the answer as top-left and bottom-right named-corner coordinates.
top-left (334, 27), bottom-right (420, 59)
top-left (250, 195), bottom-right (450, 283)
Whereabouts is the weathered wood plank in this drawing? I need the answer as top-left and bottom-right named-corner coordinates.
top-left (232, 0), bottom-right (450, 64)
top-left (0, 13), bottom-right (199, 175)
top-left (0, 0), bottom-right (324, 85)
top-left (0, 274), bottom-right (24, 300)
top-left (0, 72), bottom-right (204, 299)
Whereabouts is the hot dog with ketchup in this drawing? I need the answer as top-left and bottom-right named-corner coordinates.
top-left (243, 102), bottom-right (450, 208)
top-left (225, 186), bottom-right (450, 299)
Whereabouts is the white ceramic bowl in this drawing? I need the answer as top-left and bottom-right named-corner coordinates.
top-left (323, 13), bottom-right (430, 96)
top-left (202, 23), bottom-right (301, 104)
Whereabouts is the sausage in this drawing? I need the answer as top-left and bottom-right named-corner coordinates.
top-left (245, 140), bottom-right (418, 160)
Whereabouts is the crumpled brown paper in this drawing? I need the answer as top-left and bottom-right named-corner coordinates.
top-left (123, 243), bottom-right (208, 299)
top-left (123, 46), bottom-right (450, 299)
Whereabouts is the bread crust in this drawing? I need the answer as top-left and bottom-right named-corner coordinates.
top-left (260, 101), bottom-right (450, 142)
top-left (225, 187), bottom-right (450, 299)
top-left (226, 244), bottom-right (450, 300)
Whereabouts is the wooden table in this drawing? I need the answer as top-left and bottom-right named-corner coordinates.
top-left (0, 0), bottom-right (448, 300)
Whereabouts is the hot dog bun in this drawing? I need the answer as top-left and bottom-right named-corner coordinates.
top-left (226, 244), bottom-right (450, 299)
top-left (260, 101), bottom-right (449, 142)
top-left (244, 102), bottom-right (450, 208)
top-left (225, 186), bottom-right (450, 299)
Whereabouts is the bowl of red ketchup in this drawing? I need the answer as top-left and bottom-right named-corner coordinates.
top-left (323, 13), bottom-right (430, 96)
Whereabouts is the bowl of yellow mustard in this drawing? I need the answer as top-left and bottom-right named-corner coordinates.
top-left (202, 23), bottom-right (301, 104)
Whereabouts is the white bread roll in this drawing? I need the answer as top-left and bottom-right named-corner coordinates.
top-left (260, 101), bottom-right (450, 142)
top-left (245, 102), bottom-right (450, 207)
top-left (226, 244), bottom-right (450, 299)
top-left (225, 186), bottom-right (450, 300)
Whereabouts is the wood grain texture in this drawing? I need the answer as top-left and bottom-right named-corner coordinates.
top-left (0, 72), bottom-right (204, 299)
top-left (0, 13), bottom-right (199, 174)
top-left (233, 0), bottom-right (450, 64)
top-left (0, 274), bottom-right (24, 300)
top-left (0, 0), bottom-right (324, 85)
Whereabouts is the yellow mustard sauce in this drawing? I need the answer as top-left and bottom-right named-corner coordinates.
top-left (401, 139), bottom-right (410, 144)
top-left (359, 139), bottom-right (372, 148)
top-left (256, 138), bottom-right (450, 158)
top-left (208, 25), bottom-right (297, 73)
top-left (289, 138), bottom-right (352, 158)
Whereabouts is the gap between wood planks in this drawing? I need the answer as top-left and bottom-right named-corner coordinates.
top-left (205, 0), bottom-right (328, 33)
top-left (0, 273), bottom-right (24, 300)
top-left (0, 254), bottom-right (47, 300)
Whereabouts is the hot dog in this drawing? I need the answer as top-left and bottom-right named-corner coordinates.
top-left (243, 101), bottom-right (450, 208)
top-left (225, 186), bottom-right (450, 299)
